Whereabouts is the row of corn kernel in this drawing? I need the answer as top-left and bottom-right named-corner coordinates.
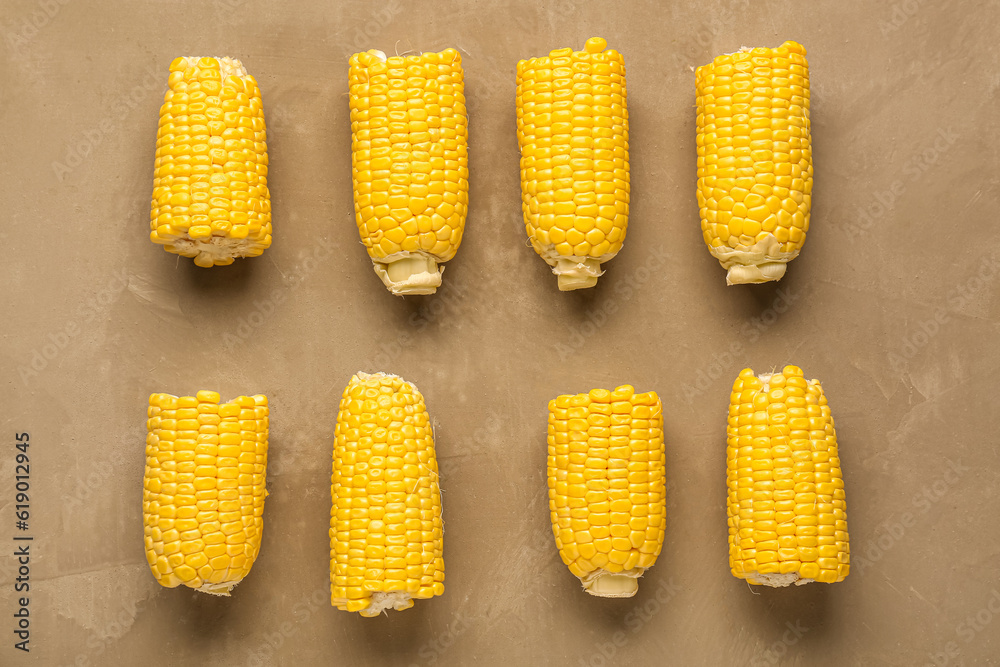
top-left (148, 39), bottom-right (811, 291)
top-left (143, 366), bottom-right (846, 604)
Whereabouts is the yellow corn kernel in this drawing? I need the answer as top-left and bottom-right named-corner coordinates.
top-left (727, 366), bottom-right (849, 587)
top-left (697, 41), bottom-right (811, 285)
top-left (517, 37), bottom-right (630, 291)
top-left (149, 57), bottom-right (272, 268)
top-left (349, 49), bottom-right (468, 296)
top-left (547, 385), bottom-right (665, 597)
top-left (331, 372), bottom-right (444, 616)
top-left (143, 391), bottom-right (268, 595)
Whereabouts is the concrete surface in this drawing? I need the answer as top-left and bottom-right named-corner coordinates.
top-left (1, 0), bottom-right (999, 665)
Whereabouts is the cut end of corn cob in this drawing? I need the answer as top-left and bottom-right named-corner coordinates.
top-left (150, 56), bottom-right (272, 267)
top-left (143, 391), bottom-right (269, 595)
top-left (349, 48), bottom-right (469, 296)
top-left (331, 372), bottom-right (445, 616)
top-left (552, 257), bottom-right (602, 291)
top-left (696, 42), bottom-right (811, 285)
top-left (517, 37), bottom-right (630, 291)
top-left (580, 568), bottom-right (640, 598)
top-left (711, 235), bottom-right (793, 285)
top-left (372, 255), bottom-right (443, 296)
top-left (727, 366), bottom-right (849, 587)
top-left (547, 386), bottom-right (665, 597)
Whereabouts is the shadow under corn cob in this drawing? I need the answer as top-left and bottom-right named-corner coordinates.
top-left (150, 57), bottom-right (272, 267)
top-left (696, 41), bottom-right (812, 285)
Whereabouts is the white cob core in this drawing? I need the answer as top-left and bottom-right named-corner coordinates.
top-left (709, 234), bottom-right (798, 286)
top-left (372, 254), bottom-right (444, 296)
top-left (581, 568), bottom-right (643, 598)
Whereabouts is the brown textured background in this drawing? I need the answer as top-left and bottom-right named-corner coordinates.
top-left (2, 0), bottom-right (999, 665)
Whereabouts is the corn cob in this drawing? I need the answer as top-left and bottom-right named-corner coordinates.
top-left (143, 391), bottom-right (269, 595)
top-left (330, 372), bottom-right (444, 615)
top-left (349, 49), bottom-right (468, 295)
top-left (727, 366), bottom-right (849, 587)
top-left (547, 386), bottom-right (665, 597)
top-left (517, 37), bottom-right (630, 291)
top-left (150, 57), bottom-right (272, 267)
top-left (696, 41), bottom-right (811, 285)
